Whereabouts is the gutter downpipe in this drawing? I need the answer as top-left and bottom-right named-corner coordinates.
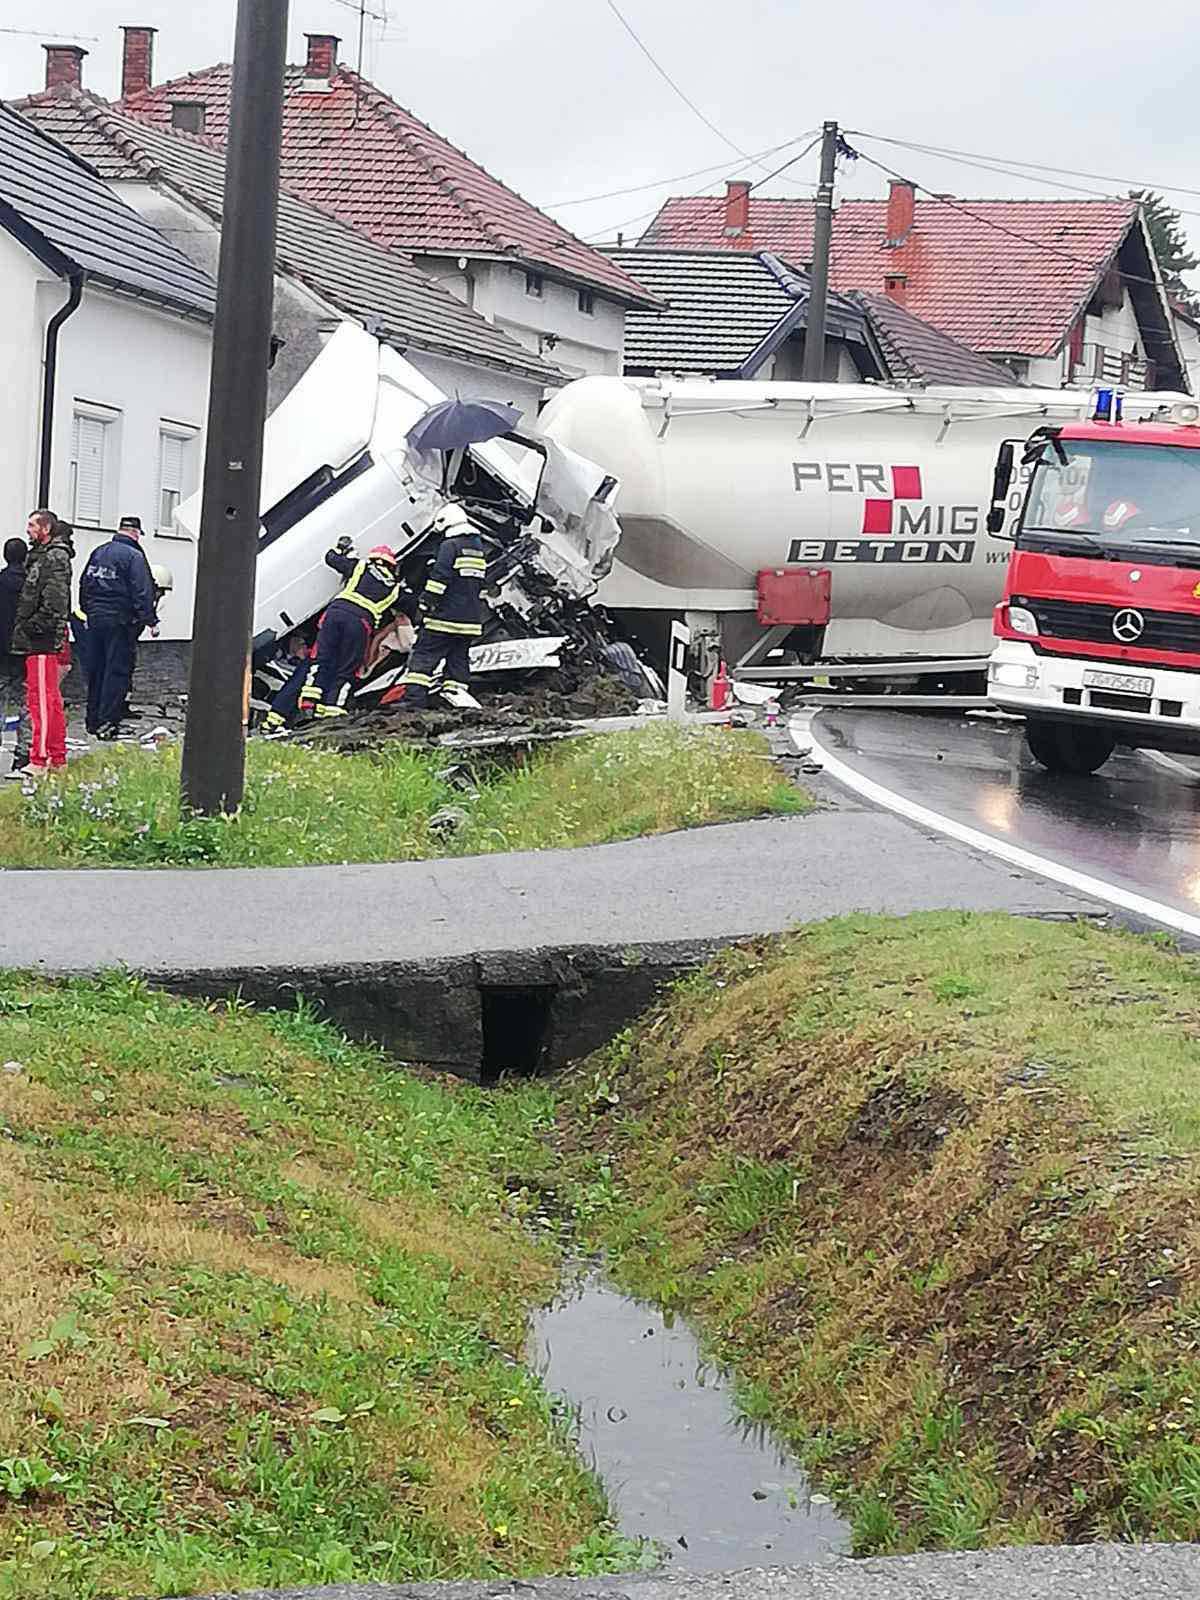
top-left (38, 272), bottom-right (84, 507)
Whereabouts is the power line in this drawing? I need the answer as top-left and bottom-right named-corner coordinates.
top-left (0, 25), bottom-right (98, 40)
top-left (600, 0), bottom-right (806, 188)
top-left (846, 128), bottom-right (1200, 207)
top-left (580, 135), bottom-right (823, 246)
top-left (856, 136), bottom-right (1200, 224)
top-left (602, 0), bottom-right (750, 160)
top-left (846, 141), bottom-right (1179, 298)
top-left (546, 133), bottom-right (813, 209)
top-left (749, 134), bottom-right (824, 194)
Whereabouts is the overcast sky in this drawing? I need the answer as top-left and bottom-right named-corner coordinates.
top-left (3, 0), bottom-right (1199, 274)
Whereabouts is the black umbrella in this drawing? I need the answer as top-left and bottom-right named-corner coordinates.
top-left (406, 398), bottom-right (522, 454)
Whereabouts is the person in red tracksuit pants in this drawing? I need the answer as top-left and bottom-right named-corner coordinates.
top-left (10, 511), bottom-right (73, 778)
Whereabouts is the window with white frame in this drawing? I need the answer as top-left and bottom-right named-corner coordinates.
top-left (69, 405), bottom-right (119, 528)
top-left (158, 423), bottom-right (200, 533)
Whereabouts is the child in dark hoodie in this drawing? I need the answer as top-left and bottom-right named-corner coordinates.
top-left (0, 537), bottom-right (30, 777)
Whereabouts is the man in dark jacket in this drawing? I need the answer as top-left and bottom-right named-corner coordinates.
top-left (0, 538), bottom-right (31, 777)
top-left (399, 503), bottom-right (487, 710)
top-left (79, 515), bottom-right (158, 738)
top-left (11, 511), bottom-right (73, 776)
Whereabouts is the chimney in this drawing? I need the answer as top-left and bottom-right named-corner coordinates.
top-left (885, 179), bottom-right (915, 247)
top-left (43, 44), bottom-right (87, 92)
top-left (305, 33), bottom-right (340, 80)
top-left (121, 25), bottom-right (156, 99)
top-left (884, 271), bottom-right (908, 307)
top-left (724, 180), bottom-right (751, 240)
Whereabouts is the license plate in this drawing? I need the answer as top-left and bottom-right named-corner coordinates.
top-left (1083, 669), bottom-right (1153, 695)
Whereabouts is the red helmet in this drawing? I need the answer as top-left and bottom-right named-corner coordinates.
top-left (369, 544), bottom-right (397, 563)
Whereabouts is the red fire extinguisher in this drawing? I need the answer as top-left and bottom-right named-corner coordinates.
top-left (710, 659), bottom-right (730, 711)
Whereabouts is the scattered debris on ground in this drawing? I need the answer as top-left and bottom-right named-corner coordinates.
top-left (301, 674), bottom-right (644, 753)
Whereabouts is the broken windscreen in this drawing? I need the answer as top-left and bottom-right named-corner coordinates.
top-left (1023, 439), bottom-right (1200, 550)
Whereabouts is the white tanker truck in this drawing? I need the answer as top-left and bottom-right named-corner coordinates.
top-left (535, 376), bottom-right (1189, 679)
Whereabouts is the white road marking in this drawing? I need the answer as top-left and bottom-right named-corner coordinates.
top-left (1142, 749), bottom-right (1200, 786)
top-left (794, 712), bottom-right (1200, 941)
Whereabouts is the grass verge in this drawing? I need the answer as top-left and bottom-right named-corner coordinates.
top-left (548, 913), bottom-right (1200, 1554)
top-left (0, 975), bottom-right (644, 1599)
top-left (0, 725), bottom-right (807, 869)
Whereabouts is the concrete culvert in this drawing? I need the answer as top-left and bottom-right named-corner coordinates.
top-left (480, 984), bottom-right (556, 1083)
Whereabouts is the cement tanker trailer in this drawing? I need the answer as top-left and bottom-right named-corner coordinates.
top-left (536, 376), bottom-right (1188, 679)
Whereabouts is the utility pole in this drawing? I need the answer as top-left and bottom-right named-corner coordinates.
top-left (181, 0), bottom-right (289, 815)
top-left (802, 120), bottom-right (839, 383)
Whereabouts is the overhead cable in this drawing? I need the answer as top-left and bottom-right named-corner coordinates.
top-left (846, 128), bottom-right (1200, 205)
top-left (600, 0), bottom-right (805, 187)
top-left (547, 133), bottom-right (815, 210)
top-left (846, 141), bottom-right (1180, 298)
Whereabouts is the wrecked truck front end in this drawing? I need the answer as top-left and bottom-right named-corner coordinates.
top-left (174, 325), bottom-right (625, 684)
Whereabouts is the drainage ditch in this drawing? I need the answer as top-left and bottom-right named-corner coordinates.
top-left (160, 936), bottom-right (846, 1570)
top-left (530, 1270), bottom-right (849, 1571)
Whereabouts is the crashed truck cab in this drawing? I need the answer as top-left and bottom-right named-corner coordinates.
top-left (174, 323), bottom-right (624, 673)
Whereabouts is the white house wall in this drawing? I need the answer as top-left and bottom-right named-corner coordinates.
top-left (416, 256), bottom-right (625, 379)
top-left (407, 349), bottom-right (547, 420)
top-left (111, 180), bottom-right (329, 407)
top-left (0, 229), bottom-right (44, 540)
top-left (1173, 313), bottom-right (1200, 397)
top-left (1025, 289), bottom-right (1150, 387)
top-left (45, 284), bottom-right (211, 641)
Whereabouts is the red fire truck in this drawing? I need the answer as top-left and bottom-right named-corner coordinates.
top-left (988, 392), bottom-right (1200, 774)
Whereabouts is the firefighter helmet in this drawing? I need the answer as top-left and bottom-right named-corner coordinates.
top-left (431, 502), bottom-right (473, 536)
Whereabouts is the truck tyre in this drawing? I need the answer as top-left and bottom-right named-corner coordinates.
top-left (1025, 719), bottom-right (1116, 775)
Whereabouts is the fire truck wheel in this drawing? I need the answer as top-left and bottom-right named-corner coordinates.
top-left (1025, 719), bottom-right (1116, 776)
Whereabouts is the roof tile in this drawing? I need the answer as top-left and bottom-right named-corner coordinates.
top-left (852, 293), bottom-right (1018, 386)
top-left (642, 195), bottom-right (1140, 358)
top-left (604, 247), bottom-right (864, 374)
top-left (15, 92), bottom-right (561, 387)
top-left (0, 100), bottom-right (214, 319)
top-left (116, 63), bottom-right (660, 308)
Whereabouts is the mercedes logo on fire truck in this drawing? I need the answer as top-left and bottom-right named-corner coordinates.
top-left (1112, 609), bottom-right (1146, 643)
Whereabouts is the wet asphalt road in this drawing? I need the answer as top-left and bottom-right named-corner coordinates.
top-left (811, 706), bottom-right (1200, 927)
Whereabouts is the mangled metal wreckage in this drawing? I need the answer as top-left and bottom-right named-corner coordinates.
top-left (177, 323), bottom-right (655, 715)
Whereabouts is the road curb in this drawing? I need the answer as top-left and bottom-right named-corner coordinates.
top-left (184, 1543), bottom-right (1200, 1600)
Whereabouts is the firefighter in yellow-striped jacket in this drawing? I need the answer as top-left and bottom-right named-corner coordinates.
top-left (399, 503), bottom-right (488, 709)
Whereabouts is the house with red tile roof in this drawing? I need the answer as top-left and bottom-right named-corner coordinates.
top-left (602, 246), bottom-right (1019, 387)
top-left (643, 180), bottom-right (1186, 392)
top-left (104, 26), bottom-right (659, 382)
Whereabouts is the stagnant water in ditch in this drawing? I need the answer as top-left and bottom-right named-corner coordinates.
top-left (529, 1271), bottom-right (849, 1572)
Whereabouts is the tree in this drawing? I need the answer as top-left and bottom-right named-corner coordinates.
top-left (1131, 189), bottom-right (1200, 314)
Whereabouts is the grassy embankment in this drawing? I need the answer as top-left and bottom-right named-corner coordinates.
top-left (551, 912), bottom-right (1200, 1554)
top-left (0, 974), bottom-right (640, 1600)
top-left (0, 724), bottom-right (807, 868)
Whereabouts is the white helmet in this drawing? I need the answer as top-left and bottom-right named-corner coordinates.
top-left (150, 564), bottom-right (174, 593)
top-left (431, 502), bottom-right (473, 536)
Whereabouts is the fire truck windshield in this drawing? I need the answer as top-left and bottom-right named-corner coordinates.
top-left (1024, 439), bottom-right (1200, 549)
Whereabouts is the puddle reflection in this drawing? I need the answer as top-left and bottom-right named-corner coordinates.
top-left (529, 1271), bottom-right (848, 1572)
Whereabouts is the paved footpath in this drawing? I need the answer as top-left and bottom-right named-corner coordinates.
top-left (195, 1543), bottom-right (1200, 1599)
top-left (0, 808), bottom-right (1101, 976)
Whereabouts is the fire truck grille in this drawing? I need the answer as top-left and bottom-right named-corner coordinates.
top-left (1025, 597), bottom-right (1200, 655)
